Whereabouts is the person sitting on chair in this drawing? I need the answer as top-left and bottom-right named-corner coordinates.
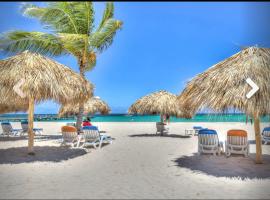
top-left (82, 117), bottom-right (92, 127)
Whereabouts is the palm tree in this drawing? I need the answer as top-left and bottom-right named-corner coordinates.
top-left (0, 2), bottom-right (122, 131)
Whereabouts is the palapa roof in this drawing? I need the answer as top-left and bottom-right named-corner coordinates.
top-left (0, 51), bottom-right (93, 106)
top-left (0, 85), bottom-right (29, 113)
top-left (178, 47), bottom-right (270, 116)
top-left (58, 96), bottom-right (111, 117)
top-left (0, 103), bottom-right (28, 114)
top-left (128, 90), bottom-right (189, 118)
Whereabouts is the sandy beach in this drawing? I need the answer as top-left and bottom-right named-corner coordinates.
top-left (0, 122), bottom-right (270, 199)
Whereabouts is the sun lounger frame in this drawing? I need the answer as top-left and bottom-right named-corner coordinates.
top-left (225, 134), bottom-right (249, 157)
top-left (61, 127), bottom-right (78, 148)
top-left (80, 126), bottom-right (112, 149)
top-left (156, 122), bottom-right (169, 135)
top-left (198, 130), bottom-right (223, 156)
top-left (1, 122), bottom-right (23, 136)
top-left (262, 128), bottom-right (270, 145)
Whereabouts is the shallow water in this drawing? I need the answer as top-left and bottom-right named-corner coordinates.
top-left (0, 113), bottom-right (269, 122)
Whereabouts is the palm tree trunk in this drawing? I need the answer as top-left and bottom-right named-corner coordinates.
top-left (28, 97), bottom-right (35, 155)
top-left (76, 104), bottom-right (84, 133)
top-left (254, 112), bottom-right (262, 164)
top-left (76, 62), bottom-right (85, 133)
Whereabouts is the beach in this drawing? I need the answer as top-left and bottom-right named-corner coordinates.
top-left (0, 122), bottom-right (270, 199)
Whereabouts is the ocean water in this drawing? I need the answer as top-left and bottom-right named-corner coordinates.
top-left (0, 113), bottom-right (270, 123)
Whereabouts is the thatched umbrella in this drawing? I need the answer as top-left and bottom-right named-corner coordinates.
top-left (178, 47), bottom-right (270, 164)
top-left (58, 96), bottom-right (111, 117)
top-left (0, 87), bottom-right (28, 114)
top-left (0, 103), bottom-right (28, 114)
top-left (0, 51), bottom-right (93, 154)
top-left (0, 84), bottom-right (28, 114)
top-left (128, 90), bottom-right (188, 119)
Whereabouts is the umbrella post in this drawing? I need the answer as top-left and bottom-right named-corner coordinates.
top-left (28, 97), bottom-right (35, 155)
top-left (253, 112), bottom-right (262, 164)
top-left (160, 114), bottom-right (164, 136)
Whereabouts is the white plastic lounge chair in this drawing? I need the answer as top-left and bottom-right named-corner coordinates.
top-left (225, 129), bottom-right (249, 157)
top-left (198, 129), bottom-right (223, 156)
top-left (1, 122), bottom-right (23, 136)
top-left (61, 126), bottom-right (79, 147)
top-left (262, 127), bottom-right (270, 145)
top-left (66, 122), bottom-right (76, 127)
top-left (80, 126), bottom-right (112, 149)
top-left (156, 122), bottom-right (169, 135)
top-left (185, 128), bottom-right (194, 136)
top-left (21, 121), bottom-right (43, 135)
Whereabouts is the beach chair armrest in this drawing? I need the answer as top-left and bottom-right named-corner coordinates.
top-left (13, 129), bottom-right (23, 132)
top-left (33, 128), bottom-right (43, 131)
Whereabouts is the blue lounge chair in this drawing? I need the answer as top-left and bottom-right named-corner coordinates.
top-left (262, 127), bottom-right (270, 145)
top-left (193, 126), bottom-right (204, 135)
top-left (21, 121), bottom-right (43, 135)
top-left (1, 122), bottom-right (23, 136)
top-left (198, 129), bottom-right (223, 156)
top-left (80, 126), bottom-right (112, 149)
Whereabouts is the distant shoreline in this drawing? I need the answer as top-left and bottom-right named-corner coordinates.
top-left (0, 113), bottom-right (269, 123)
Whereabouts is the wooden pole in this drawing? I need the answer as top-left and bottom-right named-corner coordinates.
top-left (160, 114), bottom-right (164, 136)
top-left (254, 112), bottom-right (262, 164)
top-left (28, 97), bottom-right (35, 155)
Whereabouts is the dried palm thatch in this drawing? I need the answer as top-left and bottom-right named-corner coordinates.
top-left (0, 86), bottom-right (28, 114)
top-left (0, 51), bottom-right (93, 104)
top-left (58, 96), bottom-right (111, 117)
top-left (0, 103), bottom-right (28, 114)
top-left (178, 47), bottom-right (270, 163)
top-left (128, 90), bottom-right (189, 118)
top-left (0, 51), bottom-right (93, 154)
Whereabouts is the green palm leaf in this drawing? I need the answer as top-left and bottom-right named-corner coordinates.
top-left (97, 2), bottom-right (114, 32)
top-left (90, 19), bottom-right (123, 52)
top-left (0, 31), bottom-right (65, 56)
top-left (1, 2), bottom-right (122, 71)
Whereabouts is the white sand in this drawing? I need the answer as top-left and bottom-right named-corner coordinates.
top-left (0, 122), bottom-right (270, 199)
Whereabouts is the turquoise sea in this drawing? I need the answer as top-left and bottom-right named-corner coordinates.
top-left (0, 113), bottom-right (270, 123)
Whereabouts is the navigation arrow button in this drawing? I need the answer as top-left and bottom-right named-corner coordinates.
top-left (246, 78), bottom-right (259, 99)
top-left (13, 79), bottom-right (26, 98)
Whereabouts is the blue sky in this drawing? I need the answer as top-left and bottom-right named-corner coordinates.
top-left (0, 2), bottom-right (269, 114)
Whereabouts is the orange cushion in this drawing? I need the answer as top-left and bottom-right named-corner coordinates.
top-left (227, 129), bottom-right (247, 137)
top-left (61, 126), bottom-right (77, 132)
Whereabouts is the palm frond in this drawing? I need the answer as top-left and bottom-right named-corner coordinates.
top-left (0, 31), bottom-right (65, 56)
top-left (58, 33), bottom-right (86, 56)
top-left (90, 19), bottom-right (122, 52)
top-left (71, 2), bottom-right (95, 34)
top-left (97, 2), bottom-right (114, 32)
top-left (21, 3), bottom-right (46, 18)
top-left (23, 2), bottom-right (95, 35)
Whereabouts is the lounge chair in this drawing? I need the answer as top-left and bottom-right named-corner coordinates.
top-left (21, 121), bottom-right (43, 135)
top-left (80, 126), bottom-right (112, 149)
top-left (1, 122), bottom-right (23, 136)
top-left (193, 126), bottom-right (204, 135)
top-left (66, 122), bottom-right (76, 127)
top-left (156, 122), bottom-right (169, 135)
top-left (61, 126), bottom-right (79, 147)
top-left (262, 127), bottom-right (270, 145)
top-left (225, 129), bottom-right (249, 157)
top-left (198, 129), bottom-right (223, 156)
